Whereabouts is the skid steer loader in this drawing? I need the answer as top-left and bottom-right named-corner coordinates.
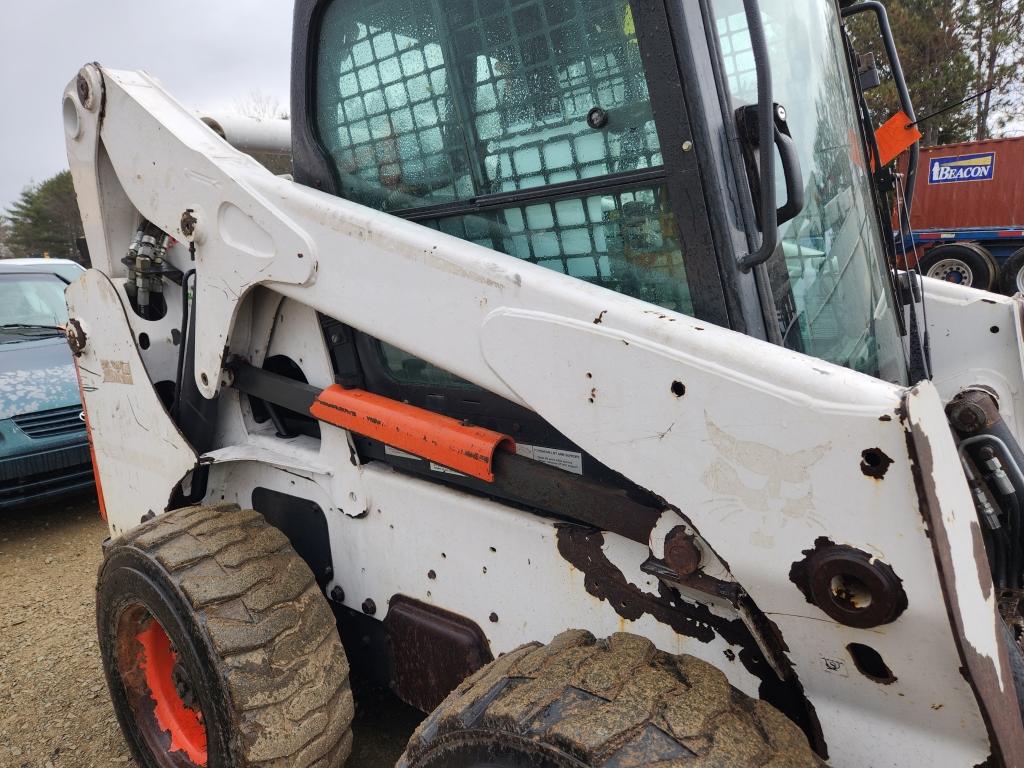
top-left (61, 0), bottom-right (1024, 765)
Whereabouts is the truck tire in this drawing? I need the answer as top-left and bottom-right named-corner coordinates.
top-left (398, 630), bottom-right (823, 768)
top-left (918, 242), bottom-right (998, 291)
top-left (96, 503), bottom-right (354, 768)
top-left (999, 247), bottom-right (1024, 295)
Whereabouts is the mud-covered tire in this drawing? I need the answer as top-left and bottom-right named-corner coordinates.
top-left (96, 503), bottom-right (354, 768)
top-left (399, 630), bottom-right (823, 768)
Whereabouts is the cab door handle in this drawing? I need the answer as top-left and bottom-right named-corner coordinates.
top-left (773, 105), bottom-right (804, 226)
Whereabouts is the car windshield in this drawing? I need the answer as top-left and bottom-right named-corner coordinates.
top-left (712, 0), bottom-right (908, 384)
top-left (0, 273), bottom-right (69, 338)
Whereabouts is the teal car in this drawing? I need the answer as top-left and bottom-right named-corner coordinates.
top-left (0, 259), bottom-right (93, 508)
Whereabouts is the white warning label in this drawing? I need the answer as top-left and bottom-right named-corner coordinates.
top-left (516, 444), bottom-right (584, 475)
top-left (385, 445), bottom-right (421, 461)
top-left (429, 462), bottom-right (467, 477)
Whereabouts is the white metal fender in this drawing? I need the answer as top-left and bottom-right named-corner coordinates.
top-left (924, 276), bottom-right (1024, 443)
top-left (65, 269), bottom-right (196, 536)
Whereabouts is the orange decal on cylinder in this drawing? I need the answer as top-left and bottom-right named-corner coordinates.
top-left (310, 385), bottom-right (515, 482)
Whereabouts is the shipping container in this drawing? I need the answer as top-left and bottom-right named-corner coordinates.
top-left (908, 136), bottom-right (1024, 229)
top-left (897, 136), bottom-right (1024, 294)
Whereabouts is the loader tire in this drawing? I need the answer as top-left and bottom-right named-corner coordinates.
top-left (398, 629), bottom-right (823, 768)
top-left (96, 503), bottom-right (353, 768)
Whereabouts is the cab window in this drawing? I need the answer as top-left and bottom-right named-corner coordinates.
top-left (314, 0), bottom-right (694, 320)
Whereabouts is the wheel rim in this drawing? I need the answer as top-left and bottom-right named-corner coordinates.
top-left (116, 604), bottom-right (208, 767)
top-left (1015, 264), bottom-right (1024, 295)
top-left (926, 258), bottom-right (974, 285)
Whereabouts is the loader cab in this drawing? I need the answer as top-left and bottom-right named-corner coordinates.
top-left (288, 0), bottom-right (909, 486)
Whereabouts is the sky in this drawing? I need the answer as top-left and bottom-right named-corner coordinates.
top-left (0, 1), bottom-right (292, 212)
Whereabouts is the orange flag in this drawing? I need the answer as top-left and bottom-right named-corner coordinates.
top-left (873, 111), bottom-right (922, 168)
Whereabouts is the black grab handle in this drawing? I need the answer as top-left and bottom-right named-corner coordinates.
top-left (773, 105), bottom-right (804, 226)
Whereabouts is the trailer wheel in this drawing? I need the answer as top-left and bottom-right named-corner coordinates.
top-left (398, 630), bottom-right (823, 768)
top-left (96, 503), bottom-right (354, 768)
top-left (919, 243), bottom-right (998, 291)
top-left (999, 247), bottom-right (1024, 295)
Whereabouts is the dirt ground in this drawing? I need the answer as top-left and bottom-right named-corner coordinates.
top-left (0, 494), bottom-right (420, 768)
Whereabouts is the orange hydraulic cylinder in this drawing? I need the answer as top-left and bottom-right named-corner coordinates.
top-left (310, 385), bottom-right (515, 482)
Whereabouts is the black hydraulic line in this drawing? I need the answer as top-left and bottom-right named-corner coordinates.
top-left (173, 266), bottom-right (196, 419)
top-left (996, 527), bottom-right (1010, 589)
top-left (841, 1), bottom-right (919, 212)
top-left (176, 267), bottom-right (220, 454)
top-left (264, 401), bottom-right (297, 439)
top-left (984, 525), bottom-right (1006, 590)
top-left (1008, 494), bottom-right (1023, 588)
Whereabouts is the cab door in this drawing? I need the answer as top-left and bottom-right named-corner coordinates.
top-left (290, 0), bottom-right (732, 494)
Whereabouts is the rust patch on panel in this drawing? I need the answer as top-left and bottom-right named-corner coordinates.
top-left (904, 400), bottom-right (1024, 766)
top-left (789, 538), bottom-right (907, 628)
top-left (556, 524), bottom-right (827, 759)
top-left (860, 447), bottom-right (893, 479)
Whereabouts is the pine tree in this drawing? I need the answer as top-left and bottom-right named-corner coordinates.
top-left (4, 171), bottom-right (85, 262)
top-left (849, 0), bottom-right (976, 146)
top-left (964, 0), bottom-right (1024, 139)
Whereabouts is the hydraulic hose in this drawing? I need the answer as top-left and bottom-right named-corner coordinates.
top-left (173, 268), bottom-right (195, 420)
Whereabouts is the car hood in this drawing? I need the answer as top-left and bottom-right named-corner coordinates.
top-left (0, 336), bottom-right (80, 420)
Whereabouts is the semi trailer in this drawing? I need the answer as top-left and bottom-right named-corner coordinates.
top-left (899, 136), bottom-right (1024, 294)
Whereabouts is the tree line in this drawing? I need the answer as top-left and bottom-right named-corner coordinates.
top-left (0, 171), bottom-right (85, 264)
top-left (849, 0), bottom-right (1023, 146)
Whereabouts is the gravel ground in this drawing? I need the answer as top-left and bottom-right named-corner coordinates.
top-left (0, 494), bottom-right (420, 768)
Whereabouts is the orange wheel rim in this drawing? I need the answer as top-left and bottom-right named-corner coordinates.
top-left (116, 603), bottom-right (209, 768)
top-left (135, 620), bottom-right (208, 765)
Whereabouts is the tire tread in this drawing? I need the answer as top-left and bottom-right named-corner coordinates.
top-left (121, 503), bottom-right (352, 768)
top-left (401, 630), bottom-right (823, 768)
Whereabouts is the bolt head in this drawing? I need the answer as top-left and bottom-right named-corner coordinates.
top-left (949, 400), bottom-right (986, 433)
top-left (664, 526), bottom-right (701, 577)
top-left (180, 209), bottom-right (197, 238)
top-left (66, 318), bottom-right (86, 357)
top-left (586, 106), bottom-right (609, 129)
top-left (75, 66), bottom-right (102, 112)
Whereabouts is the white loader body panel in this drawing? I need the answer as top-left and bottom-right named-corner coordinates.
top-left (63, 65), bottom-right (1024, 766)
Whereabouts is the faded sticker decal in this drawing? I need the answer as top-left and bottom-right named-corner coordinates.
top-left (100, 359), bottom-right (133, 385)
top-left (702, 414), bottom-right (829, 546)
